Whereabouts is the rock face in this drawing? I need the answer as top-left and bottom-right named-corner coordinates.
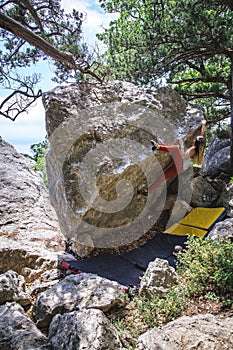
top-left (49, 309), bottom-right (123, 350)
top-left (0, 137), bottom-right (65, 281)
top-left (137, 313), bottom-right (233, 350)
top-left (44, 81), bottom-right (204, 256)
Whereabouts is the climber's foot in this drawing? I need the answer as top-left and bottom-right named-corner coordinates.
top-left (151, 139), bottom-right (159, 151)
top-left (137, 189), bottom-right (148, 197)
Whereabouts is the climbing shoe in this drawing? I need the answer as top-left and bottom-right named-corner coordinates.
top-left (151, 139), bottom-right (159, 151)
top-left (137, 189), bottom-right (148, 197)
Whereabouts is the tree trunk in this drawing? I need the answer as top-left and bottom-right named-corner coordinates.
top-left (0, 12), bottom-right (102, 83)
top-left (0, 12), bottom-right (76, 69)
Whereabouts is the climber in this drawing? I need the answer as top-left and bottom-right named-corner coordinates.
top-left (138, 120), bottom-right (207, 196)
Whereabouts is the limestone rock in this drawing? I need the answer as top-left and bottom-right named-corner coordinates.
top-left (165, 198), bottom-right (193, 227)
top-left (49, 308), bottom-right (122, 350)
top-left (190, 137), bottom-right (231, 208)
top-left (208, 217), bottom-right (233, 240)
top-left (137, 313), bottom-right (233, 350)
top-left (217, 182), bottom-right (233, 217)
top-left (0, 237), bottom-right (59, 282)
top-left (0, 270), bottom-right (31, 306)
top-left (0, 137), bottom-right (65, 281)
top-left (203, 138), bottom-right (231, 179)
top-left (44, 81), bottom-right (204, 256)
top-left (33, 273), bottom-right (128, 329)
top-left (139, 258), bottom-right (178, 296)
top-left (0, 302), bottom-right (51, 349)
top-left (190, 176), bottom-right (219, 207)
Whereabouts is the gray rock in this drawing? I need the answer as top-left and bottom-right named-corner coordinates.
top-left (137, 313), bottom-right (233, 350)
top-left (0, 302), bottom-right (51, 349)
top-left (49, 308), bottom-right (122, 350)
top-left (190, 176), bottom-right (219, 207)
top-left (203, 138), bottom-right (231, 179)
top-left (191, 137), bottom-right (231, 207)
top-left (0, 137), bottom-right (65, 281)
top-left (29, 268), bottom-right (65, 296)
top-left (139, 258), bottom-right (178, 297)
top-left (208, 217), bottom-right (233, 240)
top-left (33, 273), bottom-right (128, 328)
top-left (44, 81), bottom-right (203, 256)
top-left (217, 182), bottom-right (233, 217)
top-left (0, 270), bottom-right (31, 306)
top-left (0, 237), bottom-right (59, 282)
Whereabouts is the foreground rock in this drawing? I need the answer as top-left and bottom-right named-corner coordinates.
top-left (0, 137), bottom-right (65, 281)
top-left (49, 309), bottom-right (122, 350)
top-left (33, 273), bottom-right (128, 328)
top-left (0, 302), bottom-right (51, 350)
top-left (44, 81), bottom-right (204, 256)
top-left (208, 217), bottom-right (233, 240)
top-left (137, 313), bottom-right (233, 350)
top-left (0, 270), bottom-right (31, 306)
top-left (139, 258), bottom-right (179, 297)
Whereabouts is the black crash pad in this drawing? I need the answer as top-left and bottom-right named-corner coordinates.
top-left (61, 232), bottom-right (188, 286)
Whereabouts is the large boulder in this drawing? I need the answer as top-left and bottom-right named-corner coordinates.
top-left (0, 137), bottom-right (65, 281)
top-left (44, 81), bottom-right (204, 257)
top-left (137, 313), bottom-right (233, 350)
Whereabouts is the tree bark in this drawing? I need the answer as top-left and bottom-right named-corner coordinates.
top-left (0, 12), bottom-right (76, 69)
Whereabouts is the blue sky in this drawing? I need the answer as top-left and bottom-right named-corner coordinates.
top-left (0, 0), bottom-right (116, 154)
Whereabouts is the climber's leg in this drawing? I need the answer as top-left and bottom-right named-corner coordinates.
top-left (148, 145), bottom-right (184, 192)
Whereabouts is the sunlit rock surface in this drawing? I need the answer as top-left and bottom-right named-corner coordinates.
top-left (0, 137), bottom-right (65, 281)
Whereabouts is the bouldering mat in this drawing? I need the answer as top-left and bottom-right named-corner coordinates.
top-left (163, 207), bottom-right (226, 238)
top-left (61, 232), bottom-right (187, 286)
top-left (61, 207), bottom-right (226, 287)
top-left (62, 254), bottom-right (144, 287)
top-left (121, 231), bottom-right (187, 269)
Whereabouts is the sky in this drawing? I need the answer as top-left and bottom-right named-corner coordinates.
top-left (0, 0), bottom-right (116, 155)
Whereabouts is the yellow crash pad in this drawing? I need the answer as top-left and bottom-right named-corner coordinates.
top-left (164, 223), bottom-right (207, 238)
top-left (163, 207), bottom-right (226, 238)
top-left (179, 207), bottom-right (226, 230)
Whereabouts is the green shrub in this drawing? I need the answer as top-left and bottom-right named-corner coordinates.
top-left (177, 236), bottom-right (233, 301)
top-left (26, 137), bottom-right (49, 187)
top-left (136, 284), bottom-right (190, 327)
top-left (34, 153), bottom-right (48, 187)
